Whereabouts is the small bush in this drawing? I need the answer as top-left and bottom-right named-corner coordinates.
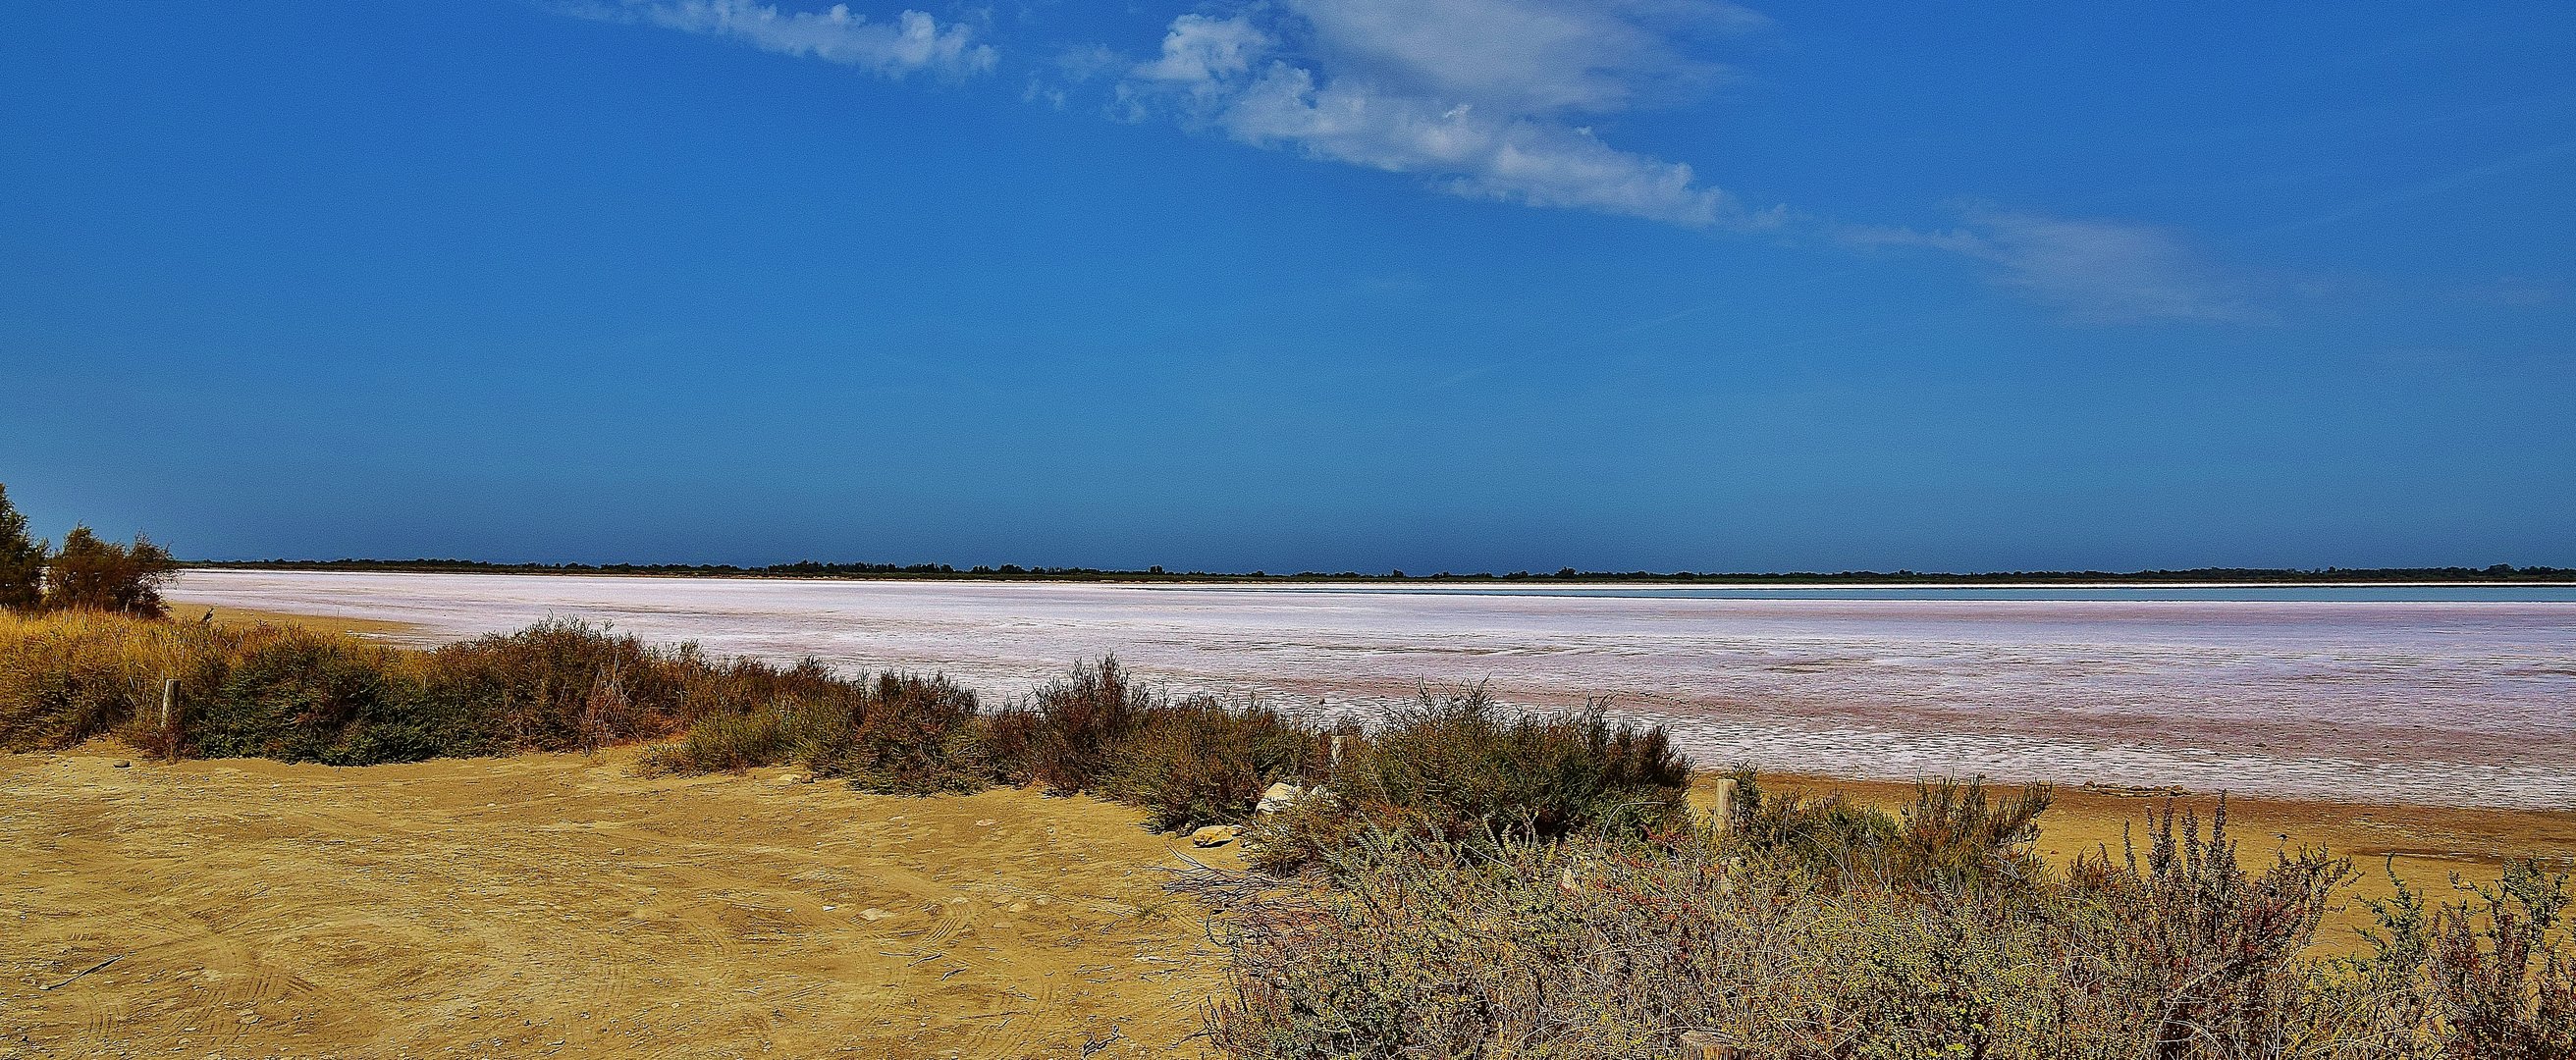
top-left (2309, 857), bottom-right (2576, 1059)
top-left (1246, 688), bottom-right (1691, 874)
top-left (1097, 696), bottom-right (1323, 830)
top-left (40, 526), bottom-right (177, 618)
top-left (2057, 800), bottom-right (2349, 1058)
top-left (185, 625), bottom-right (475, 765)
top-left (417, 619), bottom-right (691, 752)
top-left (640, 699), bottom-right (849, 775)
top-left (642, 671), bottom-right (999, 795)
top-left (1028, 656), bottom-right (1151, 793)
top-left (1730, 770), bottom-right (2053, 895)
top-left (811, 673), bottom-right (991, 795)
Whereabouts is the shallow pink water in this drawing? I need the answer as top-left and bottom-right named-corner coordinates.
top-left (165, 571), bottom-right (2576, 808)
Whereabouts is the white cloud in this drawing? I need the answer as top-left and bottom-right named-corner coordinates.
top-left (1849, 209), bottom-right (2268, 324)
top-left (1134, 13), bottom-right (1273, 86)
top-left (1286, 0), bottom-right (1756, 115)
top-left (1223, 65), bottom-right (1730, 227)
top-left (1119, 0), bottom-right (1762, 230)
top-left (561, 0), bottom-right (2272, 327)
top-left (588, 1), bottom-right (996, 79)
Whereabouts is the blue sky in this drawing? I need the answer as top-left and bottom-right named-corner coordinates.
top-left (3, 1), bottom-right (2570, 572)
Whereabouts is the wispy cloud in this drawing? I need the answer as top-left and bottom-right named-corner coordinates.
top-left (1117, 1), bottom-right (1772, 230)
top-left (570, 0), bottom-right (996, 79)
top-left (1848, 209), bottom-right (2268, 324)
top-left (556, 1), bottom-right (2280, 326)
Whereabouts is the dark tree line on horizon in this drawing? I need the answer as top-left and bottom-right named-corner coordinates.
top-left (186, 556), bottom-right (2576, 585)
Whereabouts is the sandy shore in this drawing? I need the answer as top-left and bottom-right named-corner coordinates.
top-left (7, 601), bottom-right (2556, 1055)
top-left (0, 748), bottom-right (1234, 1059)
top-left (5, 745), bottom-right (2568, 1057)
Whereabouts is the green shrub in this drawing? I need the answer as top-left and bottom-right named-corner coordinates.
top-left (40, 526), bottom-right (176, 618)
top-left (185, 625), bottom-right (473, 764)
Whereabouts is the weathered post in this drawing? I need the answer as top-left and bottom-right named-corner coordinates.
top-left (160, 677), bottom-right (178, 758)
top-left (1328, 733), bottom-right (1345, 769)
top-left (1708, 776), bottom-right (1737, 833)
top-left (1680, 1030), bottom-right (1741, 1059)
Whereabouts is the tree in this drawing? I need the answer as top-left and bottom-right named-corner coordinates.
top-left (43, 525), bottom-right (177, 618)
top-left (0, 484), bottom-right (44, 611)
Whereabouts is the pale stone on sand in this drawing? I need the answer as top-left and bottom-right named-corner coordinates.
top-left (1256, 782), bottom-right (1304, 814)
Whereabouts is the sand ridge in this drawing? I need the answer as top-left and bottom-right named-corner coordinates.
top-left (0, 749), bottom-right (1237, 1059)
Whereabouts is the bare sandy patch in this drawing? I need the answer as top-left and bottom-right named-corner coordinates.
top-left (0, 748), bottom-right (1236, 1058)
top-left (172, 602), bottom-right (424, 640)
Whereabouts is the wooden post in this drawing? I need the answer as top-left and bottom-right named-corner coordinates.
top-left (160, 677), bottom-right (178, 757)
top-left (1328, 734), bottom-right (1345, 769)
top-left (1680, 1030), bottom-right (1740, 1059)
top-left (1708, 777), bottom-right (1737, 832)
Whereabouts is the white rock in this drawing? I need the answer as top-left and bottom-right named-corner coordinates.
top-left (1256, 782), bottom-right (1304, 814)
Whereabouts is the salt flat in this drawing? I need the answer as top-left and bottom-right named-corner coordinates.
top-left (165, 571), bottom-right (2576, 808)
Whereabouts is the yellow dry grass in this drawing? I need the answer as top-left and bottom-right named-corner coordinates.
top-left (178, 603), bottom-right (422, 639)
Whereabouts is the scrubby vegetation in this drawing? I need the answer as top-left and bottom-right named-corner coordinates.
top-left (1246, 690), bottom-right (1690, 874)
top-left (0, 485), bottom-right (177, 618)
top-left (1205, 786), bottom-right (2576, 1060)
top-left (1, 610), bottom-right (832, 765)
top-left (5, 590), bottom-right (2570, 1059)
top-left (1011, 659), bottom-right (1332, 829)
top-left (0, 606), bottom-right (1689, 853)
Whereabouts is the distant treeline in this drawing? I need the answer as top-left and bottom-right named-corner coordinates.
top-left (185, 557), bottom-right (2576, 584)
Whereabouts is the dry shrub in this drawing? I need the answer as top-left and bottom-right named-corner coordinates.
top-left (1246, 688), bottom-right (1691, 874)
top-left (995, 660), bottom-right (1325, 827)
top-left (417, 618), bottom-right (694, 751)
top-left (808, 672), bottom-right (992, 795)
top-left (1206, 785), bottom-right (2571, 1060)
top-left (1097, 696), bottom-right (1324, 831)
top-left (2059, 800), bottom-right (2349, 1058)
top-left (1028, 656), bottom-right (1151, 793)
top-left (0, 610), bottom-right (208, 751)
top-left (638, 699), bottom-right (847, 775)
top-left (1730, 770), bottom-right (2054, 896)
top-left (0, 611), bottom-right (867, 764)
top-left (2307, 858), bottom-right (2576, 1059)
